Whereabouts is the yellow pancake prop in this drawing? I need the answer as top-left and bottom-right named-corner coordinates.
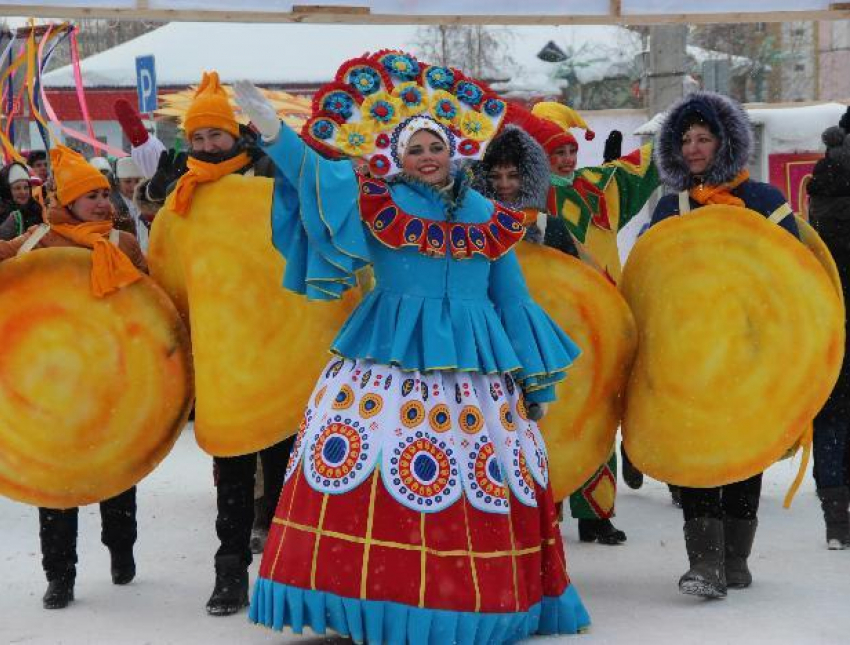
top-left (0, 248), bottom-right (193, 509)
top-left (516, 243), bottom-right (637, 501)
top-left (796, 215), bottom-right (843, 305)
top-left (149, 174), bottom-right (358, 457)
top-left (620, 205), bottom-right (844, 489)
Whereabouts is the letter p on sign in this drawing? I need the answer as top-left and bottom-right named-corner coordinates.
top-left (135, 55), bottom-right (157, 115)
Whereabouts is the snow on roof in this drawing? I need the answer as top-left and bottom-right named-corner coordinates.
top-left (42, 22), bottom-right (423, 88)
top-left (633, 101), bottom-right (849, 153)
top-left (43, 22), bottom-right (752, 94)
top-left (491, 26), bottom-right (753, 98)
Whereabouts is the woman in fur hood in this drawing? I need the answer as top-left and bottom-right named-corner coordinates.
top-left (649, 91), bottom-right (800, 600)
top-left (651, 91), bottom-right (798, 237)
top-left (477, 124), bottom-right (631, 547)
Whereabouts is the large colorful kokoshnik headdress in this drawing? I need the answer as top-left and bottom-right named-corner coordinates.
top-left (301, 51), bottom-right (509, 178)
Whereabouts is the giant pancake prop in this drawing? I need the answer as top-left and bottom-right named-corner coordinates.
top-left (620, 205), bottom-right (844, 505)
top-left (149, 174), bottom-right (359, 457)
top-left (517, 243), bottom-right (637, 502)
top-left (0, 248), bottom-right (193, 508)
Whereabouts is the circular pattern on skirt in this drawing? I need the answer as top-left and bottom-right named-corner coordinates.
top-left (383, 431), bottom-right (461, 512)
top-left (400, 400), bottom-right (426, 428)
top-left (359, 392), bottom-right (384, 419)
top-left (428, 403), bottom-right (451, 433)
top-left (304, 415), bottom-right (376, 494)
top-left (460, 436), bottom-right (511, 514)
top-left (458, 405), bottom-right (484, 435)
top-left (500, 402), bottom-right (516, 432)
top-left (332, 384), bottom-right (355, 410)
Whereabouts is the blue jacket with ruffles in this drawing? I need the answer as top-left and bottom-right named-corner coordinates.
top-left (262, 123), bottom-right (580, 403)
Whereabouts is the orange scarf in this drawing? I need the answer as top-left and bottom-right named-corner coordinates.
top-left (689, 170), bottom-right (749, 208)
top-left (166, 152), bottom-right (251, 216)
top-left (51, 220), bottom-right (143, 298)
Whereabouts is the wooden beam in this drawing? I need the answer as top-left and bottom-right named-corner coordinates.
top-left (3, 5), bottom-right (850, 26)
top-left (610, 0), bottom-right (622, 18)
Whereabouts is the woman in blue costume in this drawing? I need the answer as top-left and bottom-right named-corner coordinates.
top-left (233, 51), bottom-right (589, 645)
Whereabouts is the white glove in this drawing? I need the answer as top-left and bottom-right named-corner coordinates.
top-left (232, 80), bottom-right (280, 142)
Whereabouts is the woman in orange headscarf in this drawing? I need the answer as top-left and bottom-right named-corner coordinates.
top-left (0, 145), bottom-right (147, 610)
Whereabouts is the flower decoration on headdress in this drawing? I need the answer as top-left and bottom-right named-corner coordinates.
top-left (483, 97), bottom-right (506, 118)
top-left (455, 80), bottom-right (485, 107)
top-left (311, 118), bottom-right (337, 141)
top-left (302, 52), bottom-right (508, 178)
top-left (378, 52), bottom-right (420, 82)
top-left (460, 111), bottom-right (495, 142)
top-left (336, 122), bottom-right (375, 156)
top-left (424, 66), bottom-right (455, 91)
top-left (430, 91), bottom-right (461, 128)
top-left (360, 92), bottom-right (403, 131)
top-left (348, 66), bottom-right (383, 96)
top-left (392, 82), bottom-right (427, 118)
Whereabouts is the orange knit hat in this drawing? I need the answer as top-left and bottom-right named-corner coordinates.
top-left (184, 71), bottom-right (239, 138)
top-left (50, 144), bottom-right (110, 207)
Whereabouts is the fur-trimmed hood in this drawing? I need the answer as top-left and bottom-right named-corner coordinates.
top-left (655, 91), bottom-right (753, 191)
top-left (472, 125), bottom-right (550, 212)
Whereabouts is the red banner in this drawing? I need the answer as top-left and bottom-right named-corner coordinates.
top-left (768, 152), bottom-right (823, 219)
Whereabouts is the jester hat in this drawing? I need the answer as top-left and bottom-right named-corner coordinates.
top-left (528, 101), bottom-right (595, 153)
top-left (301, 51), bottom-right (510, 177)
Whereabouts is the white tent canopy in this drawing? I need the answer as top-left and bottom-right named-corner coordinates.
top-left (4, 0), bottom-right (850, 25)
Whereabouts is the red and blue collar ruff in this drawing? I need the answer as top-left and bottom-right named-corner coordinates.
top-left (358, 177), bottom-right (525, 260)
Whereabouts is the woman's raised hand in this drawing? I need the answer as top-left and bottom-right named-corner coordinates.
top-left (233, 80), bottom-right (281, 142)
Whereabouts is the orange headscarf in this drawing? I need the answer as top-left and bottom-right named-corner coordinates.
top-left (46, 205), bottom-right (143, 299)
top-left (689, 170), bottom-right (750, 208)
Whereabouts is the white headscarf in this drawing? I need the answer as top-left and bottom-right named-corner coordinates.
top-left (396, 116), bottom-right (451, 161)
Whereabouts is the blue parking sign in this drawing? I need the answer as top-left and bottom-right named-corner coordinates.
top-left (135, 55), bottom-right (157, 114)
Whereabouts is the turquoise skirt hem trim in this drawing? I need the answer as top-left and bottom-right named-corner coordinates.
top-left (249, 578), bottom-right (590, 644)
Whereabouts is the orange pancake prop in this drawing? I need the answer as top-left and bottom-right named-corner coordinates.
top-left (620, 205), bottom-right (844, 488)
top-left (149, 174), bottom-right (358, 457)
top-left (0, 248), bottom-right (193, 509)
top-left (516, 243), bottom-right (637, 501)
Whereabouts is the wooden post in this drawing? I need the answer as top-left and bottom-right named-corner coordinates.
top-left (647, 24), bottom-right (688, 117)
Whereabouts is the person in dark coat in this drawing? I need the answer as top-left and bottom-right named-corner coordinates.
top-left (807, 110), bottom-right (850, 550)
top-left (650, 91), bottom-right (799, 599)
top-left (476, 124), bottom-right (630, 546)
top-left (0, 162), bottom-right (43, 240)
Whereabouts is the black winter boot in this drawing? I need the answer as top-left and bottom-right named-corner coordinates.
top-left (724, 518), bottom-right (757, 588)
top-left (679, 517), bottom-right (726, 599)
top-left (43, 573), bottom-right (75, 610)
top-left (110, 549), bottom-right (136, 585)
top-left (620, 444), bottom-right (644, 490)
top-left (817, 486), bottom-right (850, 550)
top-left (250, 497), bottom-right (270, 555)
top-left (578, 518), bottom-right (627, 545)
top-left (206, 554), bottom-right (249, 616)
top-left (669, 485), bottom-right (682, 508)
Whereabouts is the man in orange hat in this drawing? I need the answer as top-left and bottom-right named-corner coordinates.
top-left (147, 71), bottom-right (294, 617)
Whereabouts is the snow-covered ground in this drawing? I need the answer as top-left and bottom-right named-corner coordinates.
top-left (1, 427), bottom-right (847, 645)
